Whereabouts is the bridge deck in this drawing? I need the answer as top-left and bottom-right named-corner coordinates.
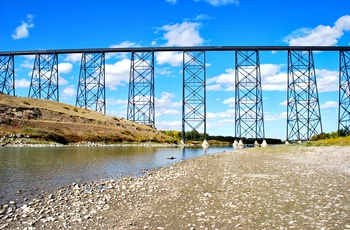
top-left (1, 46), bottom-right (350, 55)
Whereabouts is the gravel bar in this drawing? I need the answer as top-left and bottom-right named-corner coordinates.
top-left (1, 145), bottom-right (350, 229)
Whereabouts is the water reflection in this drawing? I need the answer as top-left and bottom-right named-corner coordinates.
top-left (0, 145), bottom-right (231, 204)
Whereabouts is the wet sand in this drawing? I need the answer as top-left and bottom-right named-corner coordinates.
top-left (1, 145), bottom-right (350, 229)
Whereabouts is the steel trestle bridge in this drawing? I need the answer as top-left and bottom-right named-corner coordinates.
top-left (1, 46), bottom-right (350, 142)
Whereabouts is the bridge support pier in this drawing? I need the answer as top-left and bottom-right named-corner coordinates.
top-left (0, 55), bottom-right (15, 96)
top-left (338, 50), bottom-right (350, 136)
top-left (235, 50), bottom-right (265, 146)
top-left (182, 50), bottom-right (206, 144)
top-left (286, 50), bottom-right (322, 141)
top-left (76, 52), bottom-right (106, 114)
top-left (127, 51), bottom-right (155, 127)
top-left (29, 53), bottom-right (59, 101)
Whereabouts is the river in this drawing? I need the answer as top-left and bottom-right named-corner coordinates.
top-left (0, 145), bottom-right (232, 205)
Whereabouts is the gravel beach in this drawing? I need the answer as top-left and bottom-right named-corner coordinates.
top-left (1, 145), bottom-right (350, 229)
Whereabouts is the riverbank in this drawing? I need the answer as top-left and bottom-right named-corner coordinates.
top-left (1, 145), bottom-right (350, 229)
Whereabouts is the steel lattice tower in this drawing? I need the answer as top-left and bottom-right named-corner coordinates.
top-left (29, 53), bottom-right (59, 101)
top-left (287, 50), bottom-right (322, 141)
top-left (76, 52), bottom-right (106, 114)
top-left (338, 50), bottom-right (350, 135)
top-left (127, 51), bottom-right (155, 127)
top-left (0, 55), bottom-right (15, 95)
top-left (235, 50), bottom-right (265, 140)
top-left (182, 50), bottom-right (206, 142)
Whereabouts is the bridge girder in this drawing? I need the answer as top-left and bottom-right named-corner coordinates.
top-left (0, 55), bottom-right (15, 96)
top-left (76, 52), bottom-right (106, 114)
top-left (182, 50), bottom-right (206, 142)
top-left (286, 50), bottom-right (322, 141)
top-left (29, 53), bottom-right (59, 101)
top-left (338, 50), bottom-right (350, 136)
top-left (127, 51), bottom-right (155, 127)
top-left (235, 50), bottom-right (265, 140)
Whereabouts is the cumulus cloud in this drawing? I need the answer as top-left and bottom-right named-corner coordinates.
top-left (165, 0), bottom-right (177, 4)
top-left (194, 0), bottom-right (239, 6)
top-left (58, 76), bottom-right (69, 86)
top-left (207, 63), bottom-right (338, 93)
top-left (261, 64), bottom-right (287, 91)
top-left (63, 54), bottom-right (82, 63)
top-left (264, 111), bottom-right (287, 122)
top-left (58, 62), bottom-right (73, 74)
top-left (160, 22), bottom-right (204, 46)
top-left (315, 69), bottom-right (339, 92)
top-left (207, 68), bottom-right (235, 91)
top-left (15, 78), bottom-right (31, 88)
top-left (156, 120), bottom-right (182, 130)
top-left (105, 59), bottom-right (131, 90)
top-left (155, 21), bottom-right (205, 66)
top-left (223, 97), bottom-right (235, 107)
top-left (320, 101), bottom-right (338, 109)
top-left (61, 85), bottom-right (76, 99)
top-left (156, 52), bottom-right (183, 66)
top-left (12, 14), bottom-right (35, 40)
top-left (284, 15), bottom-right (350, 46)
top-left (108, 41), bottom-right (138, 59)
top-left (155, 91), bottom-right (182, 117)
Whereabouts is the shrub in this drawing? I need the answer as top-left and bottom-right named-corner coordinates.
top-left (73, 108), bottom-right (78, 112)
top-left (23, 101), bottom-right (30, 105)
top-left (63, 106), bottom-right (70, 110)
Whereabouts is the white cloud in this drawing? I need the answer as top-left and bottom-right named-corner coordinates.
top-left (109, 41), bottom-right (137, 48)
top-left (61, 85), bottom-right (76, 99)
top-left (223, 97), bottom-right (235, 107)
top-left (284, 15), bottom-right (350, 46)
top-left (156, 51), bottom-right (183, 66)
top-left (206, 84), bottom-right (222, 91)
top-left (194, 0), bottom-right (239, 6)
top-left (63, 54), bottom-right (82, 63)
top-left (316, 69), bottom-right (339, 92)
top-left (207, 68), bottom-right (235, 91)
top-left (207, 64), bottom-right (338, 93)
top-left (195, 14), bottom-right (212, 20)
top-left (107, 41), bottom-right (138, 60)
top-left (165, 0), bottom-right (177, 4)
top-left (58, 62), bottom-right (73, 74)
top-left (264, 111), bottom-right (287, 122)
top-left (160, 21), bottom-right (204, 46)
top-left (261, 64), bottom-right (287, 91)
top-left (59, 76), bottom-right (69, 86)
top-left (11, 14), bottom-right (35, 40)
top-left (320, 101), bottom-right (338, 109)
top-left (155, 21), bottom-right (204, 66)
top-left (107, 98), bottom-right (128, 106)
top-left (15, 78), bottom-right (31, 88)
top-left (20, 59), bottom-right (34, 69)
top-left (105, 59), bottom-right (131, 90)
top-left (155, 92), bottom-right (182, 117)
top-left (156, 120), bottom-right (182, 130)
top-left (279, 100), bottom-right (287, 106)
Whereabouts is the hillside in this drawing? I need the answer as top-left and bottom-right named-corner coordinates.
top-left (0, 93), bottom-right (176, 145)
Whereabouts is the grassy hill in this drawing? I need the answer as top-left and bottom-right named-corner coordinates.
top-left (0, 93), bottom-right (177, 145)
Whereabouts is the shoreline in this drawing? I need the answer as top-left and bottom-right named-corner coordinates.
top-left (1, 145), bottom-right (350, 229)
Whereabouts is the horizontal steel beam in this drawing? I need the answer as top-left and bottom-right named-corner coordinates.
top-left (1, 46), bottom-right (350, 56)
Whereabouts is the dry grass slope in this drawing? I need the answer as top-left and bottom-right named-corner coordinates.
top-left (0, 93), bottom-right (176, 145)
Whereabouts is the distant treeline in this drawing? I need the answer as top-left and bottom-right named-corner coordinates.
top-left (161, 130), bottom-right (283, 144)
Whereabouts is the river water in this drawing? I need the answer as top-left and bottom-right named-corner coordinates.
top-left (0, 145), bottom-right (232, 205)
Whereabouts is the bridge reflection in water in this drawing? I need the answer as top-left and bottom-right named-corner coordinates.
top-left (0, 46), bottom-right (349, 142)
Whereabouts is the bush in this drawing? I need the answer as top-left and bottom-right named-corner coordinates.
top-left (23, 101), bottom-right (30, 105)
top-left (73, 108), bottom-right (78, 112)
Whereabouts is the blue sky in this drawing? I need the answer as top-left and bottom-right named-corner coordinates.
top-left (1, 0), bottom-right (350, 139)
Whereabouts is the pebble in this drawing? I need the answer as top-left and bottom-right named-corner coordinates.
top-left (0, 146), bottom-right (349, 229)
